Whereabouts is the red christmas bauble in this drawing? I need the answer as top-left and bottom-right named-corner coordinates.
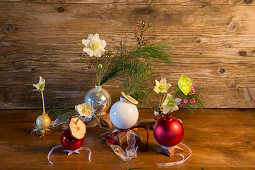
top-left (61, 129), bottom-right (84, 150)
top-left (153, 115), bottom-right (184, 147)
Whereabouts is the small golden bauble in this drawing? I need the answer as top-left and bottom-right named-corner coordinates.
top-left (36, 113), bottom-right (51, 130)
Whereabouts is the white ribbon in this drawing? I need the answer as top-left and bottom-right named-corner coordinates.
top-left (47, 145), bottom-right (92, 165)
top-left (47, 145), bottom-right (62, 165)
top-left (107, 130), bottom-right (138, 161)
top-left (80, 146), bottom-right (92, 162)
top-left (156, 142), bottom-right (192, 167)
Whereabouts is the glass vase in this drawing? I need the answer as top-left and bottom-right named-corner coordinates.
top-left (84, 85), bottom-right (111, 116)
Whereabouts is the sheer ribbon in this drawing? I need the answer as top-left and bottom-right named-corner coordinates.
top-left (105, 125), bottom-right (149, 152)
top-left (156, 142), bottom-right (192, 167)
top-left (47, 145), bottom-right (91, 165)
top-left (107, 130), bottom-right (138, 161)
top-left (104, 125), bottom-right (149, 161)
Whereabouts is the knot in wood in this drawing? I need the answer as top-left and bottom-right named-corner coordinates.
top-left (231, 82), bottom-right (237, 88)
top-left (133, 6), bottom-right (152, 15)
top-left (3, 24), bottom-right (14, 33)
top-left (238, 51), bottom-right (247, 56)
top-left (219, 68), bottom-right (225, 74)
top-left (57, 7), bottom-right (65, 13)
top-left (196, 39), bottom-right (201, 44)
top-left (244, 0), bottom-right (253, 4)
top-left (144, 7), bottom-right (152, 15)
top-left (200, 4), bottom-right (206, 8)
top-left (228, 18), bottom-right (239, 33)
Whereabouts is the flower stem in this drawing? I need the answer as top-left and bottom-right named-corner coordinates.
top-left (169, 90), bottom-right (175, 94)
top-left (96, 58), bottom-right (101, 86)
top-left (160, 91), bottom-right (175, 106)
top-left (75, 116), bottom-right (80, 124)
top-left (98, 70), bottom-right (101, 86)
top-left (41, 91), bottom-right (46, 114)
top-left (93, 113), bottom-right (109, 131)
top-left (159, 93), bottom-right (165, 106)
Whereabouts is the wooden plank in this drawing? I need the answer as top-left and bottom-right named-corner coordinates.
top-left (0, 109), bottom-right (254, 169)
top-left (0, 0), bottom-right (254, 5)
top-left (0, 1), bottom-right (255, 108)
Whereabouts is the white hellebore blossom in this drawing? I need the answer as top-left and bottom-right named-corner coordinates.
top-left (82, 34), bottom-right (106, 57)
top-left (33, 76), bottom-right (45, 91)
top-left (154, 78), bottom-right (171, 93)
top-left (98, 64), bottom-right (103, 68)
top-left (162, 94), bottom-right (181, 114)
top-left (75, 102), bottom-right (94, 118)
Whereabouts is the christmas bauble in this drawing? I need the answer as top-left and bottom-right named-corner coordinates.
top-left (110, 97), bottom-right (139, 129)
top-left (153, 116), bottom-right (184, 147)
top-left (61, 129), bottom-right (84, 151)
top-left (84, 85), bottom-right (111, 116)
top-left (36, 114), bottom-right (51, 130)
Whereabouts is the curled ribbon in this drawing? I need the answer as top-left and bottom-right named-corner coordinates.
top-left (107, 130), bottom-right (138, 161)
top-left (103, 125), bottom-right (149, 161)
top-left (47, 145), bottom-right (62, 165)
top-left (47, 145), bottom-right (92, 165)
top-left (105, 125), bottom-right (149, 152)
top-left (156, 142), bottom-right (192, 167)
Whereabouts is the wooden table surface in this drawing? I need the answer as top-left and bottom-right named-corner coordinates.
top-left (0, 109), bottom-right (254, 169)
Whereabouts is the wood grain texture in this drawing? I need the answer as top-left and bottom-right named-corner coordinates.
top-left (0, 0), bottom-right (255, 109)
top-left (0, 109), bottom-right (255, 169)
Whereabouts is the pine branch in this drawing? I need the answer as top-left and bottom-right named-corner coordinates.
top-left (130, 44), bottom-right (172, 64)
top-left (121, 60), bottom-right (152, 104)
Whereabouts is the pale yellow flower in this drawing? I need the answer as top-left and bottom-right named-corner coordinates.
top-left (162, 94), bottom-right (181, 114)
top-left (75, 102), bottom-right (94, 118)
top-left (33, 76), bottom-right (45, 91)
top-left (153, 78), bottom-right (171, 93)
top-left (82, 34), bottom-right (106, 57)
top-left (178, 74), bottom-right (192, 95)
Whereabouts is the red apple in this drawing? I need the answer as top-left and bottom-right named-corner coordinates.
top-left (61, 129), bottom-right (84, 151)
top-left (69, 117), bottom-right (86, 140)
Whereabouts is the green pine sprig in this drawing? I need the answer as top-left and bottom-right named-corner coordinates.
top-left (98, 21), bottom-right (172, 104)
top-left (130, 44), bottom-right (171, 64)
top-left (121, 60), bottom-right (152, 102)
top-left (100, 42), bottom-right (130, 85)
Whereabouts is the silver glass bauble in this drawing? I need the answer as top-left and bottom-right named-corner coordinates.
top-left (153, 107), bottom-right (162, 121)
top-left (84, 85), bottom-right (111, 115)
top-left (153, 108), bottom-right (160, 116)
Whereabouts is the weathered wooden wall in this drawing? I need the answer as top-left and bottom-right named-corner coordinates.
top-left (0, 0), bottom-right (255, 109)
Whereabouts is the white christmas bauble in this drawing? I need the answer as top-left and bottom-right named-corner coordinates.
top-left (110, 97), bottom-right (139, 129)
